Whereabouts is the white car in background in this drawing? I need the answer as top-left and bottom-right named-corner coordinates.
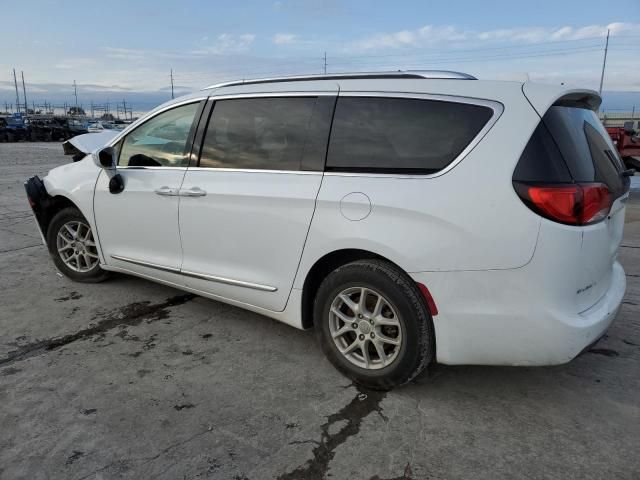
top-left (25, 71), bottom-right (631, 389)
top-left (86, 121), bottom-right (104, 133)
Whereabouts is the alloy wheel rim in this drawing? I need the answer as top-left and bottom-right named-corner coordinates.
top-left (328, 286), bottom-right (403, 370)
top-left (56, 220), bottom-right (100, 273)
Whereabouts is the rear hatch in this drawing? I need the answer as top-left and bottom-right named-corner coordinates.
top-left (513, 99), bottom-right (630, 312)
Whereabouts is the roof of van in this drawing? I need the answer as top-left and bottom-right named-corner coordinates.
top-left (147, 71), bottom-right (601, 122)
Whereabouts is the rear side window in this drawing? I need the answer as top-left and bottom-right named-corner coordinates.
top-left (514, 105), bottom-right (628, 197)
top-left (199, 97), bottom-right (316, 171)
top-left (326, 97), bottom-right (494, 173)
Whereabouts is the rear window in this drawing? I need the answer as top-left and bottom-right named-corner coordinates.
top-left (326, 97), bottom-right (494, 173)
top-left (514, 105), bottom-right (628, 197)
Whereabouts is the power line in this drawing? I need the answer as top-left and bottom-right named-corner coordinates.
top-left (170, 69), bottom-right (174, 99)
top-left (328, 45), bottom-right (603, 68)
top-left (598, 29), bottom-right (610, 95)
top-left (328, 37), bottom-right (606, 61)
top-left (21, 71), bottom-right (27, 113)
top-left (13, 69), bottom-right (20, 114)
top-left (73, 80), bottom-right (78, 110)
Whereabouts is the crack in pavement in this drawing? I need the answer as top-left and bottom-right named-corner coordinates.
top-left (74, 428), bottom-right (212, 480)
top-left (0, 243), bottom-right (42, 254)
top-left (0, 293), bottom-right (195, 368)
top-left (370, 463), bottom-right (414, 480)
top-left (277, 385), bottom-right (388, 480)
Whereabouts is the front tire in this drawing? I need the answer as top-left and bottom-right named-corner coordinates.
top-left (314, 259), bottom-right (434, 390)
top-left (46, 207), bottom-right (109, 283)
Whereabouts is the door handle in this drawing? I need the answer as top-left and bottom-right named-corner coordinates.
top-left (180, 187), bottom-right (207, 197)
top-left (155, 186), bottom-right (179, 196)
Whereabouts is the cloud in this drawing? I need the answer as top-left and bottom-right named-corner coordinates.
top-left (54, 57), bottom-right (98, 69)
top-left (351, 22), bottom-right (640, 50)
top-left (192, 33), bottom-right (256, 55)
top-left (273, 33), bottom-right (300, 45)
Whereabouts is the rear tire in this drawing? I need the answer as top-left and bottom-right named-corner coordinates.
top-left (314, 259), bottom-right (434, 390)
top-left (46, 207), bottom-right (109, 283)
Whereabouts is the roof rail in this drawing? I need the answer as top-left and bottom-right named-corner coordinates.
top-left (204, 70), bottom-right (476, 90)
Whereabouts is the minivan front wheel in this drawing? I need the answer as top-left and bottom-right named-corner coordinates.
top-left (47, 207), bottom-right (109, 283)
top-left (314, 259), bottom-right (434, 390)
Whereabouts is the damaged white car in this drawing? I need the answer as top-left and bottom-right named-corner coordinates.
top-left (25, 71), bottom-right (631, 389)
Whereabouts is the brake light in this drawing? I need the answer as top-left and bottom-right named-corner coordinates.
top-left (514, 182), bottom-right (611, 226)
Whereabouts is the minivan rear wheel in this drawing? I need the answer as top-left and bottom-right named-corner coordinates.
top-left (314, 259), bottom-right (434, 390)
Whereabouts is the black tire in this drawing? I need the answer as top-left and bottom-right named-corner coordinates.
top-left (46, 207), bottom-right (109, 283)
top-left (314, 259), bottom-right (434, 390)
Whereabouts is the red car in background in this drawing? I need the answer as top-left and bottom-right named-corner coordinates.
top-left (607, 121), bottom-right (640, 170)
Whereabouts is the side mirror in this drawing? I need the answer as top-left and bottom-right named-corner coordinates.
top-left (98, 146), bottom-right (116, 169)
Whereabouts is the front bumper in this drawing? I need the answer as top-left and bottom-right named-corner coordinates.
top-left (24, 175), bottom-right (51, 245)
top-left (411, 261), bottom-right (626, 366)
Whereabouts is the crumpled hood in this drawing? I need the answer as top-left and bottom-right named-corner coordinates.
top-left (62, 131), bottom-right (119, 159)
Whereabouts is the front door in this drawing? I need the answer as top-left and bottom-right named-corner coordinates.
top-left (94, 101), bottom-right (202, 277)
top-left (178, 95), bottom-right (336, 311)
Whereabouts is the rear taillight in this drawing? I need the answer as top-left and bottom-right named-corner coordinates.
top-left (514, 182), bottom-right (611, 226)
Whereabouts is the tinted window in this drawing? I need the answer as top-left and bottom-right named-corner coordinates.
top-left (200, 97), bottom-right (316, 170)
top-left (326, 97), bottom-right (493, 173)
top-left (540, 106), bottom-right (626, 196)
top-left (512, 122), bottom-right (572, 183)
top-left (119, 102), bottom-right (199, 167)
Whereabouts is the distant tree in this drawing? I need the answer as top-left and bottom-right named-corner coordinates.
top-left (68, 106), bottom-right (85, 116)
top-left (26, 108), bottom-right (35, 115)
top-left (101, 113), bottom-right (115, 121)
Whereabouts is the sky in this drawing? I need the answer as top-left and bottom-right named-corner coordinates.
top-left (1, 0), bottom-right (639, 113)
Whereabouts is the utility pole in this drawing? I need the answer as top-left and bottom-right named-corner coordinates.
top-left (13, 69), bottom-right (21, 114)
top-left (21, 71), bottom-right (28, 114)
top-left (73, 80), bottom-right (78, 111)
top-left (598, 29), bottom-right (610, 96)
top-left (323, 52), bottom-right (327, 74)
top-left (170, 69), bottom-right (175, 99)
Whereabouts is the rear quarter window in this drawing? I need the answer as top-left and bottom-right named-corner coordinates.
top-left (517, 105), bottom-right (628, 197)
top-left (326, 97), bottom-right (494, 173)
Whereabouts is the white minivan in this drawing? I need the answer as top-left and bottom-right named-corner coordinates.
top-left (25, 71), bottom-right (630, 389)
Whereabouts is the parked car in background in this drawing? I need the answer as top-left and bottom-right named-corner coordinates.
top-left (607, 121), bottom-right (640, 170)
top-left (87, 121), bottom-right (105, 133)
top-left (25, 71), bottom-right (630, 389)
top-left (0, 113), bottom-right (28, 142)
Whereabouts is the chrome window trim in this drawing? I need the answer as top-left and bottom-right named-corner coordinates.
top-left (117, 166), bottom-right (189, 171)
top-left (186, 167), bottom-right (322, 175)
top-left (106, 97), bottom-right (208, 148)
top-left (324, 91), bottom-right (504, 179)
top-left (109, 91), bottom-right (502, 178)
top-left (110, 255), bottom-right (277, 292)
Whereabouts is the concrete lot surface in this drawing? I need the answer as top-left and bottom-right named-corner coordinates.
top-left (1, 143), bottom-right (639, 480)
